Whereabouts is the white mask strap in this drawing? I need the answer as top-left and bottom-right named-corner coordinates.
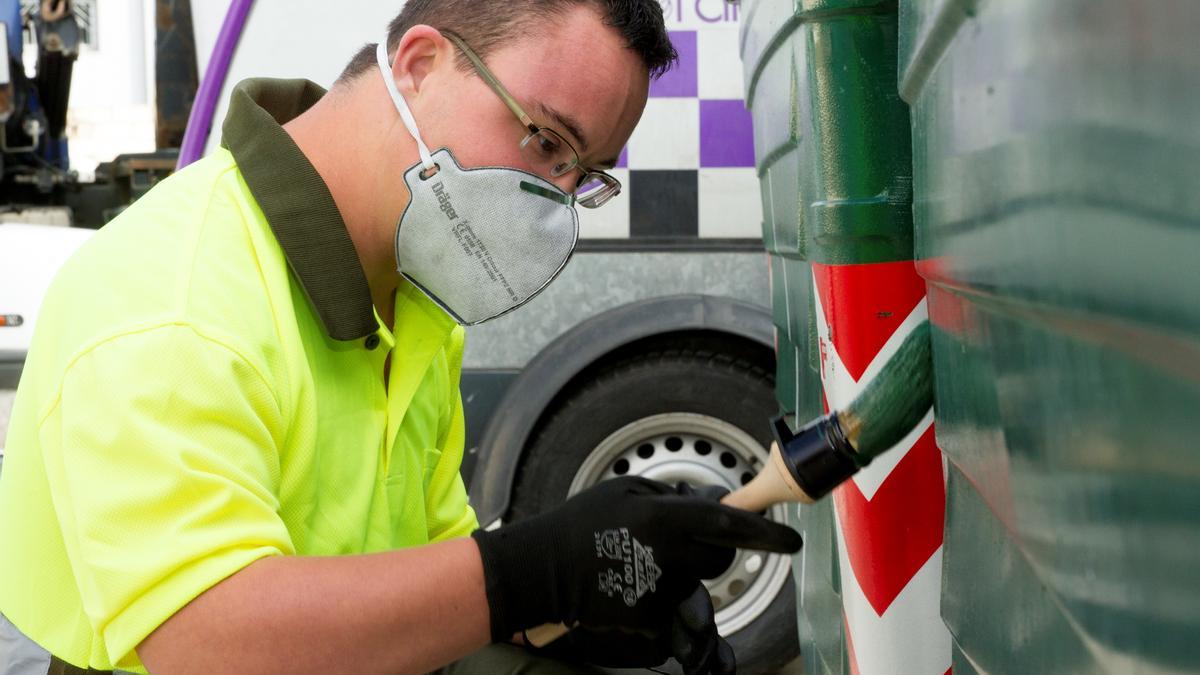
top-left (377, 37), bottom-right (436, 172)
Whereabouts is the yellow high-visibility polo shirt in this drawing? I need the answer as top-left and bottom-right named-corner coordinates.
top-left (0, 78), bottom-right (478, 672)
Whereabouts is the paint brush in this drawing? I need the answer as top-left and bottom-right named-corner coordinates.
top-left (526, 321), bottom-right (933, 646)
top-left (723, 319), bottom-right (933, 512)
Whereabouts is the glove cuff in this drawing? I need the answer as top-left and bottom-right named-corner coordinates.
top-left (471, 516), bottom-right (562, 642)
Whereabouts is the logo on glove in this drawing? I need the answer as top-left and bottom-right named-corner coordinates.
top-left (595, 528), bottom-right (663, 607)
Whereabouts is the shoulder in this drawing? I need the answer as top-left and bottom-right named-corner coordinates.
top-left (32, 150), bottom-right (294, 405)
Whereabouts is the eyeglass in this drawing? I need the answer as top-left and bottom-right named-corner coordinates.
top-left (442, 31), bottom-right (622, 209)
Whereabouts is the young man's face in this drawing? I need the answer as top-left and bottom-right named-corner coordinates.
top-left (413, 6), bottom-right (651, 196)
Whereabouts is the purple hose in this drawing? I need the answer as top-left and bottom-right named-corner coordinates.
top-left (176, 0), bottom-right (255, 169)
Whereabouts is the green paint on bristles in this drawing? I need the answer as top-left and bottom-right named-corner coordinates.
top-left (843, 320), bottom-right (934, 459)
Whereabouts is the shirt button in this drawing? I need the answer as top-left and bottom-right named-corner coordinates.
top-left (365, 334), bottom-right (381, 350)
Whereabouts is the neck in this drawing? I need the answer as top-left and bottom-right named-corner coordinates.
top-left (283, 82), bottom-right (409, 327)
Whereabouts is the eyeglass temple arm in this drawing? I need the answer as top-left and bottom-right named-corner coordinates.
top-left (442, 32), bottom-right (537, 133)
top-left (442, 29), bottom-right (615, 190)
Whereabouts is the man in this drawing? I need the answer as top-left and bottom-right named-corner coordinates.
top-left (0, 1), bottom-right (801, 673)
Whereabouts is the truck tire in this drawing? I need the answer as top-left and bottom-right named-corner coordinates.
top-left (509, 349), bottom-right (800, 674)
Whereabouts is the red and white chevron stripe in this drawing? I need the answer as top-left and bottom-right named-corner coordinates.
top-left (812, 261), bottom-right (951, 675)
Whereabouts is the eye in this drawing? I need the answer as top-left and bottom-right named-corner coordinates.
top-left (533, 132), bottom-right (560, 157)
top-left (521, 129), bottom-right (577, 177)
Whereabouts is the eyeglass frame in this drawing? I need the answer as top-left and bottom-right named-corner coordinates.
top-left (440, 30), bottom-right (622, 209)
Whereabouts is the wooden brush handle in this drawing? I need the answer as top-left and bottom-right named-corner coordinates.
top-left (525, 622), bottom-right (571, 647)
top-left (525, 444), bottom-right (811, 647)
top-left (722, 443), bottom-right (814, 511)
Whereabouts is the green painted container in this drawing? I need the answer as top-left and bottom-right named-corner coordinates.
top-left (745, 0), bottom-right (1200, 671)
top-left (901, 0), bottom-right (1200, 670)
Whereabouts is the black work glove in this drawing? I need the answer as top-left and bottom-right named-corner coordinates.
top-left (529, 483), bottom-right (742, 674)
top-left (531, 584), bottom-right (736, 674)
top-left (471, 476), bottom-right (802, 652)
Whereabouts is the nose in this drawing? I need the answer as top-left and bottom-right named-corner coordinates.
top-left (547, 169), bottom-right (580, 196)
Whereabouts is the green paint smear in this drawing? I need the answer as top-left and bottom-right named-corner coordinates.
top-left (848, 319), bottom-right (933, 457)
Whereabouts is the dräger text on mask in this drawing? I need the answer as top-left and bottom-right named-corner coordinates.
top-left (432, 182), bottom-right (459, 221)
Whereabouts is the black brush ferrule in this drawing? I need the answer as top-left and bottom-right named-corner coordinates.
top-left (771, 413), bottom-right (866, 500)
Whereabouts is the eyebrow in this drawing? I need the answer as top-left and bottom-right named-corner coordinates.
top-left (534, 102), bottom-right (621, 170)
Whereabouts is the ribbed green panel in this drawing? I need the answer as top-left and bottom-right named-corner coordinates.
top-left (760, 146), bottom-right (804, 258)
top-left (793, 496), bottom-right (846, 675)
top-left (749, 1), bottom-right (913, 265)
top-left (949, 643), bottom-right (981, 675)
top-left (906, 0), bottom-right (1200, 670)
top-left (774, 332), bottom-right (799, 417)
top-left (797, 1), bottom-right (913, 265)
top-left (771, 262), bottom-right (824, 423)
top-left (747, 2), bottom-right (805, 260)
top-left (740, 0), bottom-right (803, 102)
top-left (743, 0), bottom-right (913, 670)
top-left (942, 454), bottom-right (1095, 672)
top-left (768, 257), bottom-right (808, 351)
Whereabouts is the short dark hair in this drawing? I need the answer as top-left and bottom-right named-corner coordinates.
top-left (336, 0), bottom-right (677, 84)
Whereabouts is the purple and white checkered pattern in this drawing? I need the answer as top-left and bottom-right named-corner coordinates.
top-left (577, 21), bottom-right (762, 241)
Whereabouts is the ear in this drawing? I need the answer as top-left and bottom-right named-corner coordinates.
top-left (390, 25), bottom-right (452, 97)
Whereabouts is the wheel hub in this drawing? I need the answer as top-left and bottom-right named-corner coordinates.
top-left (568, 413), bottom-right (793, 636)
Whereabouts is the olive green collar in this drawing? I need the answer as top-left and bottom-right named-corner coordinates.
top-left (222, 78), bottom-right (378, 342)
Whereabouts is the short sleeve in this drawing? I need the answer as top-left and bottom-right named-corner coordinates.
top-left (36, 324), bottom-right (294, 668)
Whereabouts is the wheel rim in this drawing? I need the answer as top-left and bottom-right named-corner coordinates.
top-left (568, 413), bottom-right (792, 636)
